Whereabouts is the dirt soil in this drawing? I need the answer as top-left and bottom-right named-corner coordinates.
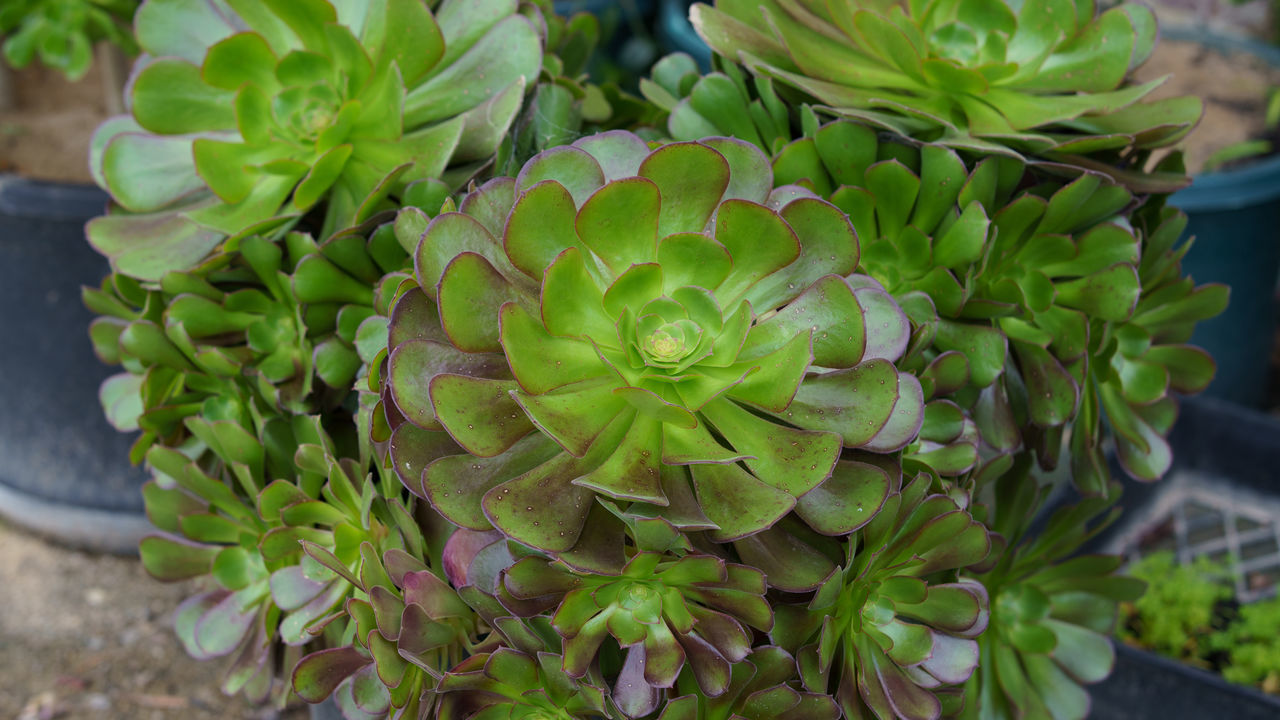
top-left (0, 58), bottom-right (112, 184)
top-left (0, 520), bottom-right (309, 720)
top-left (1135, 36), bottom-right (1280, 175)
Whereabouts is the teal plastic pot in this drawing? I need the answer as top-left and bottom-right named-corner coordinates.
top-left (1166, 29), bottom-right (1280, 407)
top-left (554, 0), bottom-right (657, 87)
top-left (657, 0), bottom-right (710, 71)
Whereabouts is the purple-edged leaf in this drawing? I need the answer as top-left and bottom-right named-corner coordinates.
top-left (500, 303), bottom-right (606, 394)
top-left (140, 534), bottom-right (219, 581)
top-left (1014, 341), bottom-right (1079, 428)
top-left (574, 130), bottom-right (653, 181)
top-left (442, 528), bottom-right (504, 588)
top-left (643, 622), bottom-right (686, 688)
top-left (562, 611), bottom-right (614, 677)
top-left (713, 200), bottom-right (802, 305)
top-left (398, 603), bottom-right (460, 668)
top-left (481, 452), bottom-right (599, 553)
top-left (748, 198), bottom-right (862, 312)
top-left (339, 663), bottom-right (392, 717)
top-left (515, 145), bottom-right (606, 206)
top-left (701, 398), bottom-right (839, 497)
top-left (281, 579), bottom-right (349, 646)
top-left (917, 632), bottom-right (979, 685)
top-left (639, 141), bottom-right (731, 237)
top-left (401, 570), bottom-right (471, 620)
top-left (796, 460), bottom-right (891, 535)
top-left (388, 286), bottom-right (447, 347)
top-left (863, 647), bottom-right (942, 720)
top-left (574, 415), bottom-right (667, 504)
top-left (423, 433), bottom-right (561, 530)
top-left (270, 566), bottom-right (328, 612)
top-left (504, 179), bottom-right (580, 279)
top-left (514, 378), bottom-right (628, 457)
top-left (864, 373), bottom-right (925, 452)
top-left (503, 557), bottom-right (579, 600)
top-left (388, 338), bottom-right (509, 429)
top-left (576, 177), bottom-right (661, 275)
top-left (935, 319), bottom-right (1006, 387)
top-left (1146, 345), bottom-right (1214, 394)
top-left (853, 286), bottom-right (912, 363)
top-left (194, 588), bottom-right (258, 658)
top-left (734, 527), bottom-right (836, 593)
top-left (430, 374), bottom-right (533, 457)
top-left (616, 644), bottom-right (663, 718)
top-left (174, 590), bottom-right (226, 660)
top-left (675, 631), bottom-right (733, 698)
top-left (742, 275), bottom-right (866, 369)
top-left (898, 582), bottom-right (987, 636)
top-left (437, 252), bottom-right (523, 352)
top-left (388, 422), bottom-right (461, 498)
top-left (415, 212), bottom-right (512, 291)
top-left (689, 462), bottom-right (794, 542)
top-left (784, 360), bottom-right (898, 447)
top-left (293, 647), bottom-right (372, 703)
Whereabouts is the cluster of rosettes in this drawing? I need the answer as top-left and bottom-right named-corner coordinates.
top-left (320, 131), bottom-right (999, 719)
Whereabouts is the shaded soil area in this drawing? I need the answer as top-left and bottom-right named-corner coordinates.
top-left (0, 521), bottom-right (309, 720)
top-left (1136, 36), bottom-right (1280, 175)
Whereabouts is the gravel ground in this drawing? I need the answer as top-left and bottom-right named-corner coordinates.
top-left (0, 520), bottom-right (310, 720)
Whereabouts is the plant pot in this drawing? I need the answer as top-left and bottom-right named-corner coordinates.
top-left (657, 0), bottom-right (711, 70)
top-left (1089, 642), bottom-right (1280, 719)
top-left (554, 0), bottom-right (658, 87)
top-left (0, 175), bottom-right (151, 553)
top-left (1069, 396), bottom-right (1280, 712)
top-left (1164, 28), bottom-right (1280, 408)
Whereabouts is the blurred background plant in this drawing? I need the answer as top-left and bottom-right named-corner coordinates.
top-left (0, 0), bottom-right (137, 82)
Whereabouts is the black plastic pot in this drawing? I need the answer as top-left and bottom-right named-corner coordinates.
top-left (1090, 643), bottom-right (1280, 719)
top-left (0, 175), bottom-right (150, 553)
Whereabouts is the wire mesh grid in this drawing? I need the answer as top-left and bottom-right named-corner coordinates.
top-left (1105, 469), bottom-right (1280, 604)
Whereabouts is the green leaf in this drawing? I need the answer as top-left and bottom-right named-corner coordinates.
top-left (140, 535), bottom-right (219, 581)
top-left (689, 463), bottom-right (795, 542)
top-left (639, 141), bottom-right (732, 237)
top-left (132, 59), bottom-right (237, 134)
top-left (437, 252), bottom-right (522, 353)
top-left (431, 375), bottom-right (533, 458)
top-left (795, 461), bottom-right (890, 536)
top-left (575, 177), bottom-right (661, 276)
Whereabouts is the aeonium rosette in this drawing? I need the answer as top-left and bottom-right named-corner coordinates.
top-left (384, 131), bottom-right (924, 557)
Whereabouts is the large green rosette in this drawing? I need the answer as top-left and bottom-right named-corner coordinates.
top-left (691, 0), bottom-right (1201, 173)
top-left (89, 0), bottom-right (542, 281)
top-left (383, 131), bottom-right (924, 557)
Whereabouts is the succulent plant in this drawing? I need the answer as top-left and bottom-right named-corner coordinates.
top-left (88, 0), bottom-right (542, 281)
top-left (384, 130), bottom-right (924, 556)
top-left (137, 408), bottom-right (423, 706)
top-left (293, 541), bottom-right (485, 719)
top-left (658, 646), bottom-right (841, 720)
top-left (0, 0), bottom-right (138, 80)
top-left (963, 458), bottom-right (1144, 720)
top-left (499, 552), bottom-right (771, 715)
top-left (690, 0), bottom-right (1202, 171)
top-left (771, 474), bottom-right (991, 720)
